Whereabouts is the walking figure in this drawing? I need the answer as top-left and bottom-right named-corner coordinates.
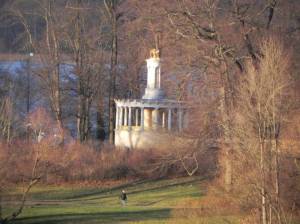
top-left (120, 190), bottom-right (127, 206)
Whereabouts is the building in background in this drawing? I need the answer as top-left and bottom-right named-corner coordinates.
top-left (114, 49), bottom-right (189, 149)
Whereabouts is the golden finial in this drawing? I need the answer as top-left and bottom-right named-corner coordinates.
top-left (150, 48), bottom-right (160, 58)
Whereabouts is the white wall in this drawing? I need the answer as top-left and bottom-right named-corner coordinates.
top-left (115, 129), bottom-right (194, 150)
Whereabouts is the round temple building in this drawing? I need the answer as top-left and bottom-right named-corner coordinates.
top-left (114, 49), bottom-right (189, 149)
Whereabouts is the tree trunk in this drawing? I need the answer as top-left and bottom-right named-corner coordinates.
top-left (45, 1), bottom-right (64, 142)
top-left (74, 0), bottom-right (90, 143)
top-left (84, 98), bottom-right (90, 140)
top-left (0, 189), bottom-right (2, 220)
top-left (96, 99), bottom-right (105, 141)
top-left (259, 114), bottom-right (267, 224)
top-left (106, 0), bottom-right (118, 144)
top-left (26, 58), bottom-right (31, 141)
top-left (77, 95), bottom-right (91, 142)
top-left (53, 64), bottom-right (64, 142)
top-left (261, 141), bottom-right (267, 224)
top-left (77, 92), bottom-right (83, 141)
top-left (219, 79), bottom-right (233, 191)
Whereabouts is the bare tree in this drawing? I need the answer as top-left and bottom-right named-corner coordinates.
top-left (0, 69), bottom-right (14, 142)
top-left (64, 0), bottom-right (106, 142)
top-left (0, 108), bottom-right (55, 224)
top-left (7, 0), bottom-right (66, 141)
top-left (233, 38), bottom-right (293, 224)
top-left (104, 0), bottom-right (119, 144)
top-left (157, 0), bottom-right (300, 192)
top-left (0, 148), bottom-right (41, 224)
top-left (0, 97), bottom-right (13, 143)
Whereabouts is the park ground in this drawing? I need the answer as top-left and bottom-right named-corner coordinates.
top-left (3, 176), bottom-right (245, 224)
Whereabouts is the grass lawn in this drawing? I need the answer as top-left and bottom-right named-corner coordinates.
top-left (3, 177), bottom-right (240, 224)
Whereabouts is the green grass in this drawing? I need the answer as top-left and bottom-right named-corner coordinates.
top-left (3, 176), bottom-right (240, 224)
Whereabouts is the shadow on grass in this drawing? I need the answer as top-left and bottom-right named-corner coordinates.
top-left (68, 176), bottom-right (205, 202)
top-left (29, 179), bottom-right (150, 201)
top-left (13, 209), bottom-right (171, 224)
top-left (29, 176), bottom-right (204, 203)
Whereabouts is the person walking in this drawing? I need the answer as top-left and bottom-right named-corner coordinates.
top-left (120, 189), bottom-right (127, 206)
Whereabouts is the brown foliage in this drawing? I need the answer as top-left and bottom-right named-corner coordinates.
top-left (0, 140), bottom-right (218, 187)
top-left (228, 38), bottom-right (299, 223)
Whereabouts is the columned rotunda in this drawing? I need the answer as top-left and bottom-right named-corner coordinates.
top-left (114, 49), bottom-right (188, 149)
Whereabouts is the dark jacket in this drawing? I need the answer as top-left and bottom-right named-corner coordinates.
top-left (120, 192), bottom-right (127, 201)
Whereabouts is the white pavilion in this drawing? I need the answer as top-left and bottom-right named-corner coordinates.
top-left (114, 49), bottom-right (188, 149)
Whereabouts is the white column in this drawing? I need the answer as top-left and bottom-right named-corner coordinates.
top-left (128, 107), bottom-right (132, 129)
top-left (135, 108), bottom-right (139, 126)
top-left (158, 67), bottom-right (161, 88)
top-left (178, 108), bottom-right (183, 132)
top-left (115, 106), bottom-right (119, 129)
top-left (152, 108), bottom-right (159, 130)
top-left (144, 109), bottom-right (152, 128)
top-left (141, 107), bottom-right (144, 130)
top-left (119, 107), bottom-right (123, 127)
top-left (124, 107), bottom-right (128, 126)
top-left (119, 107), bottom-right (123, 126)
top-left (162, 111), bottom-right (166, 128)
top-left (155, 68), bottom-right (159, 88)
top-left (168, 108), bottom-right (172, 131)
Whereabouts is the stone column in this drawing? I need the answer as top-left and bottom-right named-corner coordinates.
top-left (162, 111), bottom-right (166, 128)
top-left (124, 107), bottom-right (128, 126)
top-left (119, 107), bottom-right (123, 126)
top-left (168, 108), bottom-right (172, 131)
top-left (140, 107), bottom-right (144, 130)
top-left (128, 107), bottom-right (132, 129)
top-left (152, 108), bottom-right (159, 130)
top-left (178, 108), bottom-right (183, 132)
top-left (115, 106), bottom-right (119, 129)
top-left (158, 67), bottom-right (161, 88)
top-left (135, 108), bottom-right (139, 126)
top-left (144, 109), bottom-right (152, 128)
top-left (119, 107), bottom-right (123, 127)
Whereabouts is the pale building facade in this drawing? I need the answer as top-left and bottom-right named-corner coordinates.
top-left (114, 49), bottom-right (188, 149)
